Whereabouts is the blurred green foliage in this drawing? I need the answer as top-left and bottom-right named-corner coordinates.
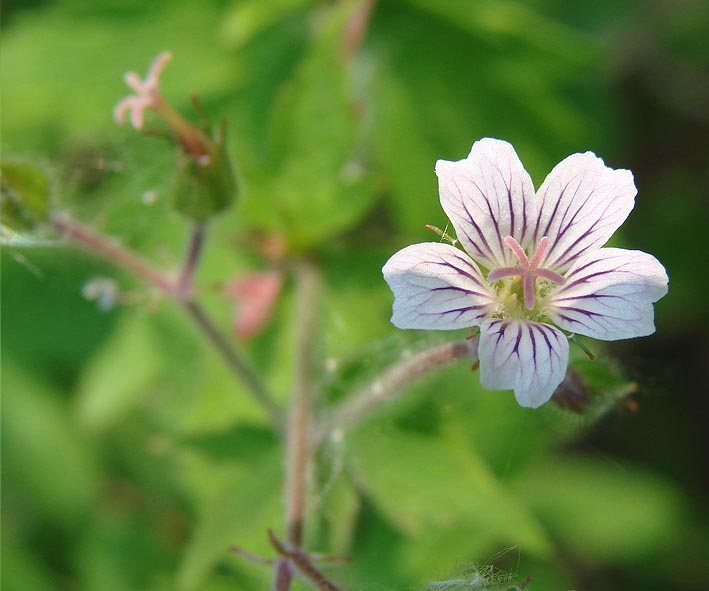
top-left (2, 1), bottom-right (708, 591)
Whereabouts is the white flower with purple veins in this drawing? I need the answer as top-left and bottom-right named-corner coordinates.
top-left (383, 138), bottom-right (668, 408)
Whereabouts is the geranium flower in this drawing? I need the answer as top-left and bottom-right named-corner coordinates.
top-left (382, 138), bottom-right (668, 408)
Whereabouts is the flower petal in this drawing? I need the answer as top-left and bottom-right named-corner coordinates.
top-left (479, 319), bottom-right (569, 408)
top-left (546, 247), bottom-right (668, 340)
top-left (382, 242), bottom-right (495, 330)
top-left (436, 138), bottom-right (537, 270)
top-left (534, 152), bottom-right (636, 272)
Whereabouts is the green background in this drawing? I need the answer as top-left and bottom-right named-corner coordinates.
top-left (2, 1), bottom-right (708, 590)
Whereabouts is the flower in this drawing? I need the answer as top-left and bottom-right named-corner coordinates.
top-left (113, 52), bottom-right (237, 221)
top-left (114, 51), bottom-right (173, 131)
top-left (382, 138), bottom-right (668, 408)
top-left (114, 51), bottom-right (210, 161)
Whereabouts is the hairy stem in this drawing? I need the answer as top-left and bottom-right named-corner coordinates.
top-left (51, 214), bottom-right (282, 428)
top-left (315, 339), bottom-right (479, 445)
top-left (51, 214), bottom-right (175, 294)
top-left (274, 259), bottom-right (320, 591)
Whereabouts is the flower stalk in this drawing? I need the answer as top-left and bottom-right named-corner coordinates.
top-left (272, 259), bottom-right (321, 590)
top-left (315, 338), bottom-right (479, 445)
top-left (50, 213), bottom-right (283, 428)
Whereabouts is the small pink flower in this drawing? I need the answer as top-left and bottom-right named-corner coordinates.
top-left (383, 138), bottom-right (668, 408)
top-left (114, 51), bottom-right (173, 130)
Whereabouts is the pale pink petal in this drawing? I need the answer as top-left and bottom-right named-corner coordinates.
top-left (228, 271), bottom-right (283, 340)
top-left (436, 138), bottom-right (537, 270)
top-left (545, 248), bottom-right (668, 341)
top-left (478, 319), bottom-right (569, 408)
top-left (534, 152), bottom-right (636, 272)
top-left (382, 243), bottom-right (495, 330)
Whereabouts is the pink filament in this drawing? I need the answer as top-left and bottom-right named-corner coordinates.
top-left (487, 236), bottom-right (565, 310)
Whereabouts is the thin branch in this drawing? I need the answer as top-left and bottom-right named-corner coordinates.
top-left (50, 214), bottom-right (283, 428)
top-left (269, 531), bottom-right (343, 591)
top-left (274, 259), bottom-right (320, 591)
top-left (181, 300), bottom-right (283, 429)
top-left (51, 214), bottom-right (175, 294)
top-left (314, 339), bottom-right (479, 445)
top-left (340, 0), bottom-right (377, 60)
top-left (175, 222), bottom-right (207, 299)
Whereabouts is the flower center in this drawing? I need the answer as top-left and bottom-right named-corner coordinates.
top-left (487, 235), bottom-right (565, 311)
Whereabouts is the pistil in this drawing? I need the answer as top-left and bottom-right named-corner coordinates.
top-left (487, 235), bottom-right (565, 310)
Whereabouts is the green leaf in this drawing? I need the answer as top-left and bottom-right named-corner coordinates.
top-left (350, 425), bottom-right (551, 557)
top-left (220, 0), bottom-right (313, 49)
top-left (244, 0), bottom-right (378, 249)
top-left (177, 448), bottom-right (283, 591)
top-left (0, 540), bottom-right (63, 591)
top-left (401, 0), bottom-right (595, 60)
top-left (0, 160), bottom-right (50, 231)
top-left (76, 312), bottom-right (163, 431)
top-left (514, 456), bottom-right (686, 562)
top-left (1, 360), bottom-right (99, 526)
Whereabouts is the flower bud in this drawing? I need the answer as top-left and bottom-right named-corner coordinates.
top-left (171, 120), bottom-right (238, 222)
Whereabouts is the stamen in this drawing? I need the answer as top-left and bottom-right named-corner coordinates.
top-left (529, 235), bottom-right (550, 269)
top-left (503, 235), bottom-right (529, 265)
top-left (492, 235), bottom-right (564, 311)
top-left (487, 266), bottom-right (521, 282)
top-left (536, 268), bottom-right (566, 285)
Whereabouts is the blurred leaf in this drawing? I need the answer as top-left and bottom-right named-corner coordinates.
top-left (402, 0), bottom-right (594, 59)
top-left (350, 425), bottom-right (551, 557)
top-left (1, 361), bottom-right (99, 526)
top-left (312, 445), bottom-right (362, 555)
top-left (0, 160), bottom-right (51, 231)
top-left (177, 448), bottom-right (282, 591)
top-left (76, 312), bottom-right (163, 430)
top-left (514, 456), bottom-right (686, 563)
top-left (220, 0), bottom-right (313, 49)
top-left (1, 0), bottom-right (235, 143)
top-left (179, 424), bottom-right (278, 463)
top-left (244, 0), bottom-right (378, 249)
top-left (0, 540), bottom-right (63, 591)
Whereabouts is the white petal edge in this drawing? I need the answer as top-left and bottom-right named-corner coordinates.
top-left (436, 138), bottom-right (537, 270)
top-left (534, 152), bottom-right (637, 273)
top-left (545, 247), bottom-right (668, 341)
top-left (382, 242), bottom-right (495, 330)
top-left (478, 319), bottom-right (569, 408)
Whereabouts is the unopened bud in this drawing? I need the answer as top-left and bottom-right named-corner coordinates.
top-left (172, 120), bottom-right (238, 222)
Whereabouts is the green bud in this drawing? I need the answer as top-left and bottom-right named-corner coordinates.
top-left (171, 121), bottom-right (238, 223)
top-left (0, 160), bottom-right (51, 231)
